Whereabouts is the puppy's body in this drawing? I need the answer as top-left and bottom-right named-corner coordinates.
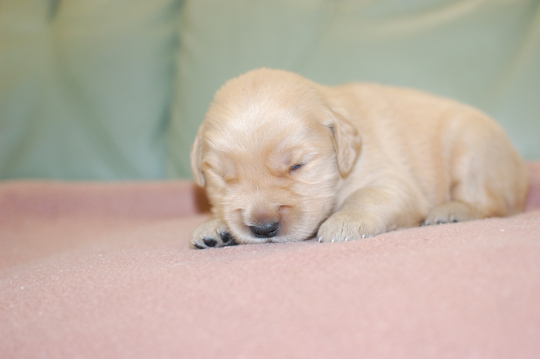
top-left (190, 68), bottom-right (528, 248)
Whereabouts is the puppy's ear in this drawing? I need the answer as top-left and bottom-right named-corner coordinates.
top-left (325, 110), bottom-right (362, 177)
top-left (190, 128), bottom-right (206, 187)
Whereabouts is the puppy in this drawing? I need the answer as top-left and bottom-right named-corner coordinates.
top-left (190, 68), bottom-right (528, 249)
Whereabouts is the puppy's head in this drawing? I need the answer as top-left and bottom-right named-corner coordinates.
top-left (191, 68), bottom-right (361, 244)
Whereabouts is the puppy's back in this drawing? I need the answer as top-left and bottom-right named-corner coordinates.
top-left (325, 82), bottom-right (528, 217)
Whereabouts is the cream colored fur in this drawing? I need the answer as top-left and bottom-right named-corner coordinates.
top-left (190, 68), bottom-right (529, 248)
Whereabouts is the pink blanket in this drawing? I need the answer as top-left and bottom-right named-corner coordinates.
top-left (2, 163), bottom-right (540, 358)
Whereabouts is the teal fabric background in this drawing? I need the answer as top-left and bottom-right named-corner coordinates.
top-left (0, 0), bottom-right (178, 179)
top-left (1, 0), bottom-right (539, 180)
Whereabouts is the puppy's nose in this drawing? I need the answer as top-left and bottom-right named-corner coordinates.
top-left (249, 222), bottom-right (279, 238)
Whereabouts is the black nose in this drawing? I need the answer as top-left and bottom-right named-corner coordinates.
top-left (249, 222), bottom-right (279, 238)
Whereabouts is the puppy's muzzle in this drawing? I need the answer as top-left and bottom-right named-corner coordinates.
top-left (249, 222), bottom-right (279, 238)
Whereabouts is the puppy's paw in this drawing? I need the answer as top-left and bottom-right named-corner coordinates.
top-left (190, 218), bottom-right (236, 249)
top-left (423, 201), bottom-right (482, 226)
top-left (317, 211), bottom-right (385, 243)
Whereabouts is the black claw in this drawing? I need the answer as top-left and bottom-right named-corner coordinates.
top-left (203, 237), bottom-right (217, 247)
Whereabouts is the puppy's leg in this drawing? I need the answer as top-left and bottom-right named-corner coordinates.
top-left (317, 183), bottom-right (422, 242)
top-left (423, 201), bottom-right (483, 225)
top-left (190, 218), bottom-right (236, 249)
top-left (425, 119), bottom-right (528, 226)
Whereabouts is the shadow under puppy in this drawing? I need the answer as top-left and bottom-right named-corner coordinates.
top-left (190, 68), bottom-right (528, 249)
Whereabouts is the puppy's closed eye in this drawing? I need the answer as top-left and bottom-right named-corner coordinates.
top-left (270, 147), bottom-right (312, 176)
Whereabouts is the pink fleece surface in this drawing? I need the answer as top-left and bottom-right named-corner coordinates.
top-left (1, 163), bottom-right (540, 359)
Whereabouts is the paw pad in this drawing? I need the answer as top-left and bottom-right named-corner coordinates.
top-left (203, 238), bottom-right (217, 247)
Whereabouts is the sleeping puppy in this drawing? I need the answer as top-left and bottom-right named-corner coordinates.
top-left (190, 68), bottom-right (529, 249)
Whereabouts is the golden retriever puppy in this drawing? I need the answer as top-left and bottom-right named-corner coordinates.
top-left (190, 68), bottom-right (528, 249)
